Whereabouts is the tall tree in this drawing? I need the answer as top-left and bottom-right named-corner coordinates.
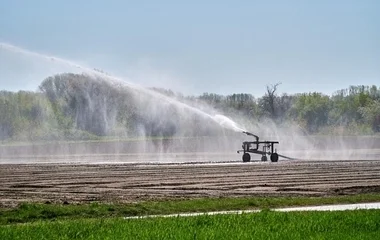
top-left (259, 83), bottom-right (281, 120)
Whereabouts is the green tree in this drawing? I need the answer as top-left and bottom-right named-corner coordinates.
top-left (359, 100), bottom-right (380, 132)
top-left (292, 92), bottom-right (330, 133)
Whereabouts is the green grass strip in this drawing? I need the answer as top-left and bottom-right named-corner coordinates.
top-left (1, 210), bottom-right (380, 240)
top-left (1, 193), bottom-right (380, 225)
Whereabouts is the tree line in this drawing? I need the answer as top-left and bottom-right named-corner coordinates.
top-left (0, 73), bottom-right (379, 141)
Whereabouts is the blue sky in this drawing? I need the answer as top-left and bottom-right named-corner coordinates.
top-left (0, 0), bottom-right (379, 97)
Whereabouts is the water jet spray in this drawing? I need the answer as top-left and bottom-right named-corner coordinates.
top-left (0, 42), bottom-right (245, 134)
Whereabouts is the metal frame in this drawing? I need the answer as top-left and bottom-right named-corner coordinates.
top-left (237, 131), bottom-right (292, 162)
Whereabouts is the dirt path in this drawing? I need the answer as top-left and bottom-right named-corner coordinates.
top-left (0, 160), bottom-right (380, 207)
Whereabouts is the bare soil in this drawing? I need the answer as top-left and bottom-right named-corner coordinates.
top-left (1, 160), bottom-right (379, 207)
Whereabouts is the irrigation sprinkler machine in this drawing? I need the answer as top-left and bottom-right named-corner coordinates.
top-left (237, 131), bottom-right (294, 162)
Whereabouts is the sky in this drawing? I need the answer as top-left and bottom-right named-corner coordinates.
top-left (0, 0), bottom-right (379, 97)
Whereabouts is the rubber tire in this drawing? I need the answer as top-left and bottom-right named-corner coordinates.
top-left (242, 153), bottom-right (251, 162)
top-left (270, 153), bottom-right (279, 162)
top-left (261, 155), bottom-right (267, 162)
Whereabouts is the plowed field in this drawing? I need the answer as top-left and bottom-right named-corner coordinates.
top-left (1, 159), bottom-right (379, 207)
